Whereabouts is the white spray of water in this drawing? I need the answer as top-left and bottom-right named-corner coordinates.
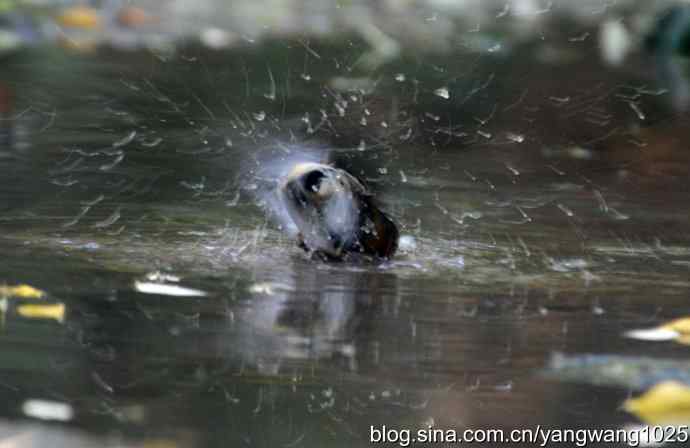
top-left (247, 143), bottom-right (361, 255)
top-left (248, 144), bottom-right (324, 235)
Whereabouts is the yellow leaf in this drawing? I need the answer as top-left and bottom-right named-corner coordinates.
top-left (662, 317), bottom-right (690, 335)
top-left (623, 381), bottom-right (690, 425)
top-left (675, 334), bottom-right (690, 346)
top-left (56, 6), bottom-right (101, 29)
top-left (17, 303), bottom-right (65, 323)
top-left (0, 284), bottom-right (45, 299)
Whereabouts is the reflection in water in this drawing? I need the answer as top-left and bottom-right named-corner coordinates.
top-left (50, 260), bottom-right (404, 447)
top-left (546, 353), bottom-right (690, 390)
top-left (231, 262), bottom-right (396, 374)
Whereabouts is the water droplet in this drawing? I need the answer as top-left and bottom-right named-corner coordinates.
top-left (434, 87), bottom-right (450, 99)
top-left (398, 235), bottom-right (417, 252)
top-left (488, 43), bottom-right (502, 53)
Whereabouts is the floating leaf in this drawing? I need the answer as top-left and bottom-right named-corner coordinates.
top-left (22, 399), bottom-right (73, 422)
top-left (134, 281), bottom-right (207, 297)
top-left (248, 282), bottom-right (293, 296)
top-left (145, 271), bottom-right (181, 283)
top-left (623, 381), bottom-right (690, 425)
top-left (663, 317), bottom-right (690, 334)
top-left (624, 327), bottom-right (680, 342)
top-left (0, 284), bottom-right (45, 299)
top-left (17, 303), bottom-right (65, 323)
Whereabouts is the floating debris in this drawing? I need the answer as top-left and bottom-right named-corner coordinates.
top-left (0, 284), bottom-right (45, 299)
top-left (624, 327), bottom-right (681, 342)
top-left (248, 282), bottom-right (292, 296)
top-left (17, 303), bottom-right (65, 323)
top-left (624, 381), bottom-right (690, 425)
top-left (625, 317), bottom-right (690, 344)
top-left (134, 281), bottom-right (207, 297)
top-left (22, 399), bottom-right (73, 422)
top-left (146, 272), bottom-right (181, 283)
top-left (567, 146), bottom-right (593, 160)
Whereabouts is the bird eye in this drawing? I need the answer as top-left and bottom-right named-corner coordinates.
top-left (303, 170), bottom-right (326, 193)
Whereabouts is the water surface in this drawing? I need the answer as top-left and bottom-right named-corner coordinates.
top-left (1, 20), bottom-right (690, 447)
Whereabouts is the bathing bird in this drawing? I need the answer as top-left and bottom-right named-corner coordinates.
top-left (279, 162), bottom-right (398, 260)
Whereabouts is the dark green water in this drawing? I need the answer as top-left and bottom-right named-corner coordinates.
top-left (1, 28), bottom-right (690, 447)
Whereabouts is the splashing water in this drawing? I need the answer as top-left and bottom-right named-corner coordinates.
top-left (248, 144), bottom-right (330, 238)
